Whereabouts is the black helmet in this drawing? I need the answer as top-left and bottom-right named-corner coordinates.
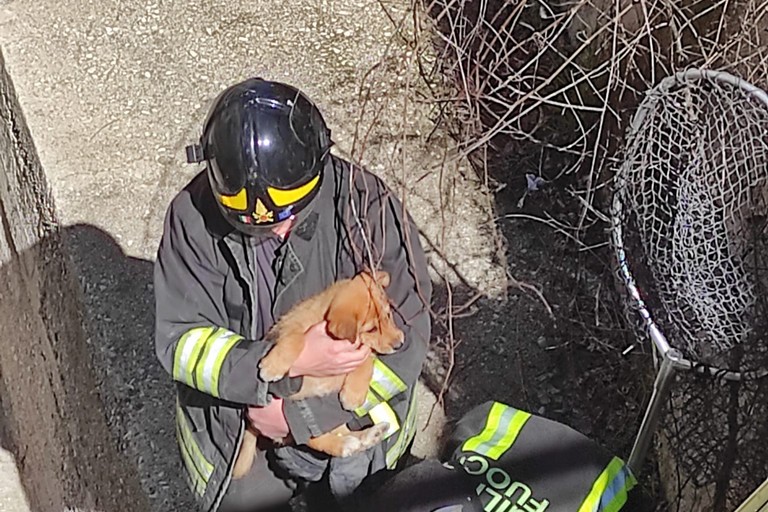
top-left (186, 78), bottom-right (332, 235)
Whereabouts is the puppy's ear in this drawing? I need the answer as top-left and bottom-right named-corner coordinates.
top-left (374, 270), bottom-right (390, 288)
top-left (326, 291), bottom-right (362, 341)
top-left (326, 314), bottom-right (359, 341)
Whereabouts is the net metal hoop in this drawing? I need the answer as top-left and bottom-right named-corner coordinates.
top-left (611, 68), bottom-right (768, 382)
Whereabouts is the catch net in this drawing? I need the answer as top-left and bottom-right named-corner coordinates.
top-left (615, 70), bottom-right (768, 363)
top-left (613, 69), bottom-right (768, 508)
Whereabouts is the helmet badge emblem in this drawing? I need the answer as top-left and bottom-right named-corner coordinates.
top-left (253, 199), bottom-right (274, 224)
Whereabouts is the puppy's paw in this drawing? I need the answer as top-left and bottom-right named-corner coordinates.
top-left (363, 422), bottom-right (390, 447)
top-left (339, 436), bottom-right (363, 458)
top-left (339, 385), bottom-right (368, 411)
top-left (336, 423), bottom-right (389, 457)
top-left (258, 353), bottom-right (291, 382)
top-left (258, 365), bottom-right (288, 382)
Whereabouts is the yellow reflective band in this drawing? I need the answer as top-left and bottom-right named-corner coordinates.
top-left (580, 457), bottom-right (637, 512)
top-left (368, 402), bottom-right (401, 440)
top-left (176, 402), bottom-right (213, 496)
top-left (174, 327), bottom-right (243, 397)
top-left (219, 188), bottom-right (248, 210)
top-left (174, 327), bottom-right (213, 383)
top-left (355, 389), bottom-right (383, 417)
top-left (196, 329), bottom-right (241, 397)
top-left (462, 402), bottom-right (531, 460)
top-left (370, 358), bottom-right (407, 402)
top-left (386, 393), bottom-right (419, 469)
top-left (177, 421), bottom-right (207, 496)
top-left (486, 408), bottom-right (531, 460)
top-left (462, 403), bottom-right (506, 454)
top-left (267, 174), bottom-right (320, 207)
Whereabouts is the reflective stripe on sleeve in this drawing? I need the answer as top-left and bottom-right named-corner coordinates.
top-left (176, 402), bottom-right (213, 496)
top-left (579, 456), bottom-right (637, 512)
top-left (370, 358), bottom-right (407, 401)
top-left (173, 327), bottom-right (242, 397)
top-left (462, 402), bottom-right (531, 460)
top-left (354, 359), bottom-right (407, 417)
top-left (354, 389), bottom-right (383, 417)
top-left (368, 402), bottom-right (401, 440)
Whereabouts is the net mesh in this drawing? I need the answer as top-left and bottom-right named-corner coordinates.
top-left (614, 71), bottom-right (768, 508)
top-left (615, 71), bottom-right (768, 363)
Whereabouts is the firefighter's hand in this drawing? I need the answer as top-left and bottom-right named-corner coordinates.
top-left (288, 321), bottom-right (371, 378)
top-left (247, 398), bottom-right (290, 441)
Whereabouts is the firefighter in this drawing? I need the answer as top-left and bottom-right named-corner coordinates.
top-left (153, 77), bottom-right (432, 511)
top-left (363, 401), bottom-right (655, 512)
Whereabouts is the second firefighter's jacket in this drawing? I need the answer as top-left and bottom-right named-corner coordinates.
top-left (154, 155), bottom-right (433, 512)
top-left (448, 401), bottom-right (639, 512)
top-left (366, 401), bottom-right (645, 512)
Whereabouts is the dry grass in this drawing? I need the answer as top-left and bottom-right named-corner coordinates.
top-left (404, 0), bottom-right (768, 509)
top-left (413, 0), bottom-right (768, 222)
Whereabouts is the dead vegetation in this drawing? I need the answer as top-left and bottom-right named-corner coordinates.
top-left (339, 0), bottom-right (767, 508)
top-left (404, 0), bottom-right (768, 509)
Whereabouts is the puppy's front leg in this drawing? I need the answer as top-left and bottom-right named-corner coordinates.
top-left (307, 422), bottom-right (389, 458)
top-left (259, 329), bottom-right (306, 382)
top-left (339, 355), bottom-right (374, 411)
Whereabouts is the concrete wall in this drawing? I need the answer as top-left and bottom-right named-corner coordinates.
top-left (0, 0), bottom-right (497, 508)
top-left (0, 48), bottom-right (147, 512)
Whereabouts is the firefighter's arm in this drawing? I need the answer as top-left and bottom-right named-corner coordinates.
top-left (281, 173), bottom-right (432, 444)
top-left (154, 198), bottom-right (300, 405)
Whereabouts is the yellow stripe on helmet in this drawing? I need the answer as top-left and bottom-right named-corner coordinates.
top-left (267, 174), bottom-right (320, 207)
top-left (219, 188), bottom-right (248, 210)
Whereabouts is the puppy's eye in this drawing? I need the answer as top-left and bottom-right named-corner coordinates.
top-left (365, 326), bottom-right (378, 333)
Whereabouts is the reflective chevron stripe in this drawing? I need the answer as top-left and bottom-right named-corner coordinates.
top-left (354, 358), bottom-right (407, 417)
top-left (368, 402), bottom-right (401, 440)
top-left (354, 389), bottom-right (383, 417)
top-left (173, 327), bottom-right (242, 397)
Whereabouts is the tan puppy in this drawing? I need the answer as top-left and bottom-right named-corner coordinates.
top-left (232, 270), bottom-right (404, 479)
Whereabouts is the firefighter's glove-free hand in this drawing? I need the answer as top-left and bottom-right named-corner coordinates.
top-left (288, 321), bottom-right (370, 378)
top-left (247, 397), bottom-right (290, 441)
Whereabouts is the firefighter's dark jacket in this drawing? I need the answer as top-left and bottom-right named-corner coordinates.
top-left (365, 401), bottom-right (652, 512)
top-left (154, 155), bottom-right (432, 511)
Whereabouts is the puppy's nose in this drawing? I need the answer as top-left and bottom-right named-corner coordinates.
top-left (393, 333), bottom-right (405, 350)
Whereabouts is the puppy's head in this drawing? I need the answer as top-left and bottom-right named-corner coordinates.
top-left (325, 270), bottom-right (404, 354)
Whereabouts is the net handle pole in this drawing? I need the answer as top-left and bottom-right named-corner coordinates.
top-left (648, 319), bottom-right (672, 354)
top-left (627, 347), bottom-right (683, 476)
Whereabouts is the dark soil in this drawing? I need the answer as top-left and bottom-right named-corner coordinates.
top-left (415, 0), bottom-right (680, 505)
top-left (421, 146), bottom-right (668, 505)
